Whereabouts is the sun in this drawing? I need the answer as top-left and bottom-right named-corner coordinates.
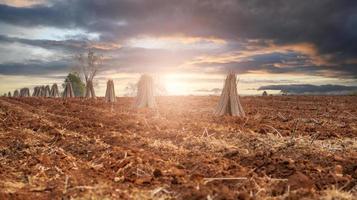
top-left (163, 74), bottom-right (189, 95)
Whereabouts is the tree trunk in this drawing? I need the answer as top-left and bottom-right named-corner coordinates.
top-left (85, 80), bottom-right (96, 99)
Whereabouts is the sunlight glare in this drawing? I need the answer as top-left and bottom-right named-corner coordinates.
top-left (163, 74), bottom-right (189, 95)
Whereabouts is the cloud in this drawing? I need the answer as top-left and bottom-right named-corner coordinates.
top-left (195, 88), bottom-right (221, 94)
top-left (192, 50), bottom-right (357, 78)
top-left (0, 0), bottom-right (48, 7)
top-left (258, 84), bottom-right (357, 94)
top-left (0, 0), bottom-right (356, 80)
top-left (0, 60), bottom-right (71, 75)
top-left (0, 34), bottom-right (121, 53)
top-left (1, 1), bottom-right (356, 56)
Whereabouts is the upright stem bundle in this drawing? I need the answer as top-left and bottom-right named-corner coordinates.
top-left (20, 88), bottom-right (30, 97)
top-left (63, 82), bottom-right (75, 98)
top-left (44, 85), bottom-right (51, 97)
top-left (50, 83), bottom-right (60, 98)
top-left (13, 90), bottom-right (19, 97)
top-left (134, 74), bottom-right (156, 108)
top-left (214, 73), bottom-right (245, 117)
top-left (105, 80), bottom-right (116, 103)
top-left (40, 86), bottom-right (46, 97)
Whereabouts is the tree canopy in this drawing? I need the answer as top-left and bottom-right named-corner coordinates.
top-left (63, 73), bottom-right (85, 97)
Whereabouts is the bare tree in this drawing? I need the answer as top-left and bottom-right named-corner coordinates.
top-left (75, 49), bottom-right (102, 99)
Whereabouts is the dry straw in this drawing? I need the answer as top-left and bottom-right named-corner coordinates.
top-left (44, 85), bottom-right (51, 97)
top-left (63, 81), bottom-right (75, 98)
top-left (40, 86), bottom-right (46, 97)
top-left (134, 74), bottom-right (156, 108)
top-left (33, 86), bottom-right (45, 97)
top-left (20, 88), bottom-right (30, 97)
top-left (105, 79), bottom-right (116, 103)
top-left (50, 83), bottom-right (60, 98)
top-left (214, 73), bottom-right (245, 117)
top-left (13, 89), bottom-right (19, 97)
top-left (32, 86), bottom-right (39, 97)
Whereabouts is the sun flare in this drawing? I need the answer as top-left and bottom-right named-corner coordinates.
top-left (163, 74), bottom-right (189, 95)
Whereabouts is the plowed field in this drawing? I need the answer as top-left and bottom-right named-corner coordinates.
top-left (0, 96), bottom-right (356, 199)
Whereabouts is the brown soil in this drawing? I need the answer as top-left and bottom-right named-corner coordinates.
top-left (0, 96), bottom-right (356, 199)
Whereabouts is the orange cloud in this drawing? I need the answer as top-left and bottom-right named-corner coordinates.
top-left (269, 42), bottom-right (331, 66)
top-left (0, 0), bottom-right (48, 7)
top-left (90, 43), bottom-right (122, 51)
top-left (186, 41), bottom-right (333, 69)
top-left (127, 35), bottom-right (226, 49)
top-left (163, 35), bottom-right (226, 45)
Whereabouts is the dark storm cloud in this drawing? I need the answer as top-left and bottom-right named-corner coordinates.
top-left (0, 0), bottom-right (356, 77)
top-left (210, 61), bottom-right (357, 78)
top-left (0, 34), bottom-right (124, 53)
top-left (0, 34), bottom-right (92, 52)
top-left (1, 0), bottom-right (356, 53)
top-left (0, 3), bottom-right (74, 27)
top-left (258, 84), bottom-right (357, 94)
top-left (0, 60), bottom-right (71, 75)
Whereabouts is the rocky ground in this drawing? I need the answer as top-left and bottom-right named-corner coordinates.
top-left (0, 96), bottom-right (356, 199)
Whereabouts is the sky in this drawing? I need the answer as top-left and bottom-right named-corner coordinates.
top-left (0, 0), bottom-right (356, 96)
